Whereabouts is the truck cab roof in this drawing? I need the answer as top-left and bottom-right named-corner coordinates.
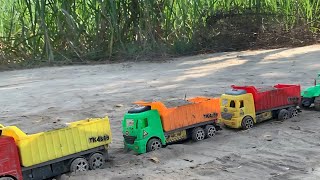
top-left (128, 106), bottom-right (151, 113)
top-left (225, 89), bottom-right (247, 95)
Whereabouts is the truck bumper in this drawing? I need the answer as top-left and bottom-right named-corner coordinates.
top-left (222, 118), bottom-right (242, 129)
top-left (124, 140), bottom-right (147, 154)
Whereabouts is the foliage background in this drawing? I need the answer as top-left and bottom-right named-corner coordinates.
top-left (0, 0), bottom-right (319, 68)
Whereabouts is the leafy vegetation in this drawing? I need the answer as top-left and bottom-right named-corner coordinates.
top-left (0, 0), bottom-right (319, 68)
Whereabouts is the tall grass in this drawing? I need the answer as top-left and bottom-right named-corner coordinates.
top-left (0, 0), bottom-right (319, 66)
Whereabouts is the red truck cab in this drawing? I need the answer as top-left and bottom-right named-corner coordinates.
top-left (0, 136), bottom-right (23, 180)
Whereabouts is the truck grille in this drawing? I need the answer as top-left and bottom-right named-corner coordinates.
top-left (123, 135), bottom-right (136, 144)
top-left (221, 112), bottom-right (233, 120)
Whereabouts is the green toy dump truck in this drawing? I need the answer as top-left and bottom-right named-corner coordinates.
top-left (301, 72), bottom-right (320, 110)
top-left (122, 97), bottom-right (221, 154)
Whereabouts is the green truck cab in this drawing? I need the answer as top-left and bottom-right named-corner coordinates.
top-left (122, 107), bottom-right (166, 154)
top-left (301, 72), bottom-right (320, 110)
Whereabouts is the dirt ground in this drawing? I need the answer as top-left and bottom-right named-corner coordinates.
top-left (1, 45), bottom-right (320, 180)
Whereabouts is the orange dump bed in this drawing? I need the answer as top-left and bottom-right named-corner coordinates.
top-left (135, 97), bottom-right (221, 132)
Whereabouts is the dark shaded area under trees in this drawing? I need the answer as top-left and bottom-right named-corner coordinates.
top-left (0, 0), bottom-right (319, 69)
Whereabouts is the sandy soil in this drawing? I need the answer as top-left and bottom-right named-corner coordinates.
top-left (1, 45), bottom-right (320, 180)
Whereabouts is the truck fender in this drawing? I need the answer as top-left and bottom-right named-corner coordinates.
top-left (0, 124), bottom-right (4, 128)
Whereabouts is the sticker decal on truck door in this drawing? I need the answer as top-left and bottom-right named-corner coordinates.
top-left (143, 130), bottom-right (148, 137)
top-left (240, 109), bottom-right (244, 116)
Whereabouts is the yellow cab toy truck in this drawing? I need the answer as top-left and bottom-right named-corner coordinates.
top-left (0, 117), bottom-right (112, 180)
top-left (220, 84), bottom-right (301, 129)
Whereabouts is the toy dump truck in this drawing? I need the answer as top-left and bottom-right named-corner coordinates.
top-left (122, 97), bottom-right (221, 154)
top-left (0, 117), bottom-right (112, 180)
top-left (301, 72), bottom-right (320, 110)
top-left (221, 84), bottom-right (301, 129)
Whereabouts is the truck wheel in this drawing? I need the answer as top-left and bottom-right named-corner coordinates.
top-left (146, 138), bottom-right (162, 152)
top-left (278, 109), bottom-right (289, 120)
top-left (192, 127), bottom-right (205, 141)
top-left (0, 177), bottom-right (14, 180)
top-left (241, 116), bottom-right (254, 130)
top-left (89, 153), bottom-right (105, 170)
top-left (204, 125), bottom-right (216, 138)
top-left (70, 157), bottom-right (89, 173)
top-left (301, 98), bottom-right (312, 108)
top-left (314, 97), bottom-right (320, 111)
top-left (288, 107), bottom-right (298, 118)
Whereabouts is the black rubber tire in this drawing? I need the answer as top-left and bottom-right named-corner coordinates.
top-left (0, 177), bottom-right (15, 180)
top-left (204, 125), bottom-right (216, 138)
top-left (70, 157), bottom-right (89, 173)
top-left (191, 127), bottom-right (205, 142)
top-left (241, 116), bottom-right (254, 130)
top-left (89, 153), bottom-right (105, 170)
top-left (124, 142), bottom-right (130, 152)
top-left (146, 138), bottom-right (162, 152)
top-left (314, 97), bottom-right (320, 111)
top-left (301, 98), bottom-right (312, 108)
top-left (288, 107), bottom-right (298, 118)
top-left (277, 109), bottom-right (289, 120)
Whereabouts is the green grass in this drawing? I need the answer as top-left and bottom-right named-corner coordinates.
top-left (0, 0), bottom-right (319, 67)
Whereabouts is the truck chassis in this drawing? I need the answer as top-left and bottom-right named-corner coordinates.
top-left (21, 146), bottom-right (108, 180)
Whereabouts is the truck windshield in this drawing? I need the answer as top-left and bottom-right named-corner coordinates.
top-left (137, 118), bottom-right (148, 129)
top-left (240, 100), bottom-right (244, 108)
top-left (229, 100), bottom-right (236, 108)
top-left (222, 99), bottom-right (228, 106)
top-left (222, 99), bottom-right (237, 108)
top-left (222, 98), bottom-right (238, 108)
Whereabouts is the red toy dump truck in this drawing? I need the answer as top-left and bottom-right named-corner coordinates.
top-left (220, 84), bottom-right (301, 129)
top-left (122, 97), bottom-right (221, 154)
top-left (0, 117), bottom-right (112, 180)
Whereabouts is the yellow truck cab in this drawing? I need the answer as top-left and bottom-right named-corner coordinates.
top-left (220, 89), bottom-right (256, 129)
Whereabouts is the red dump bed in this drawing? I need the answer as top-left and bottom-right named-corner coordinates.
top-left (231, 84), bottom-right (301, 112)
